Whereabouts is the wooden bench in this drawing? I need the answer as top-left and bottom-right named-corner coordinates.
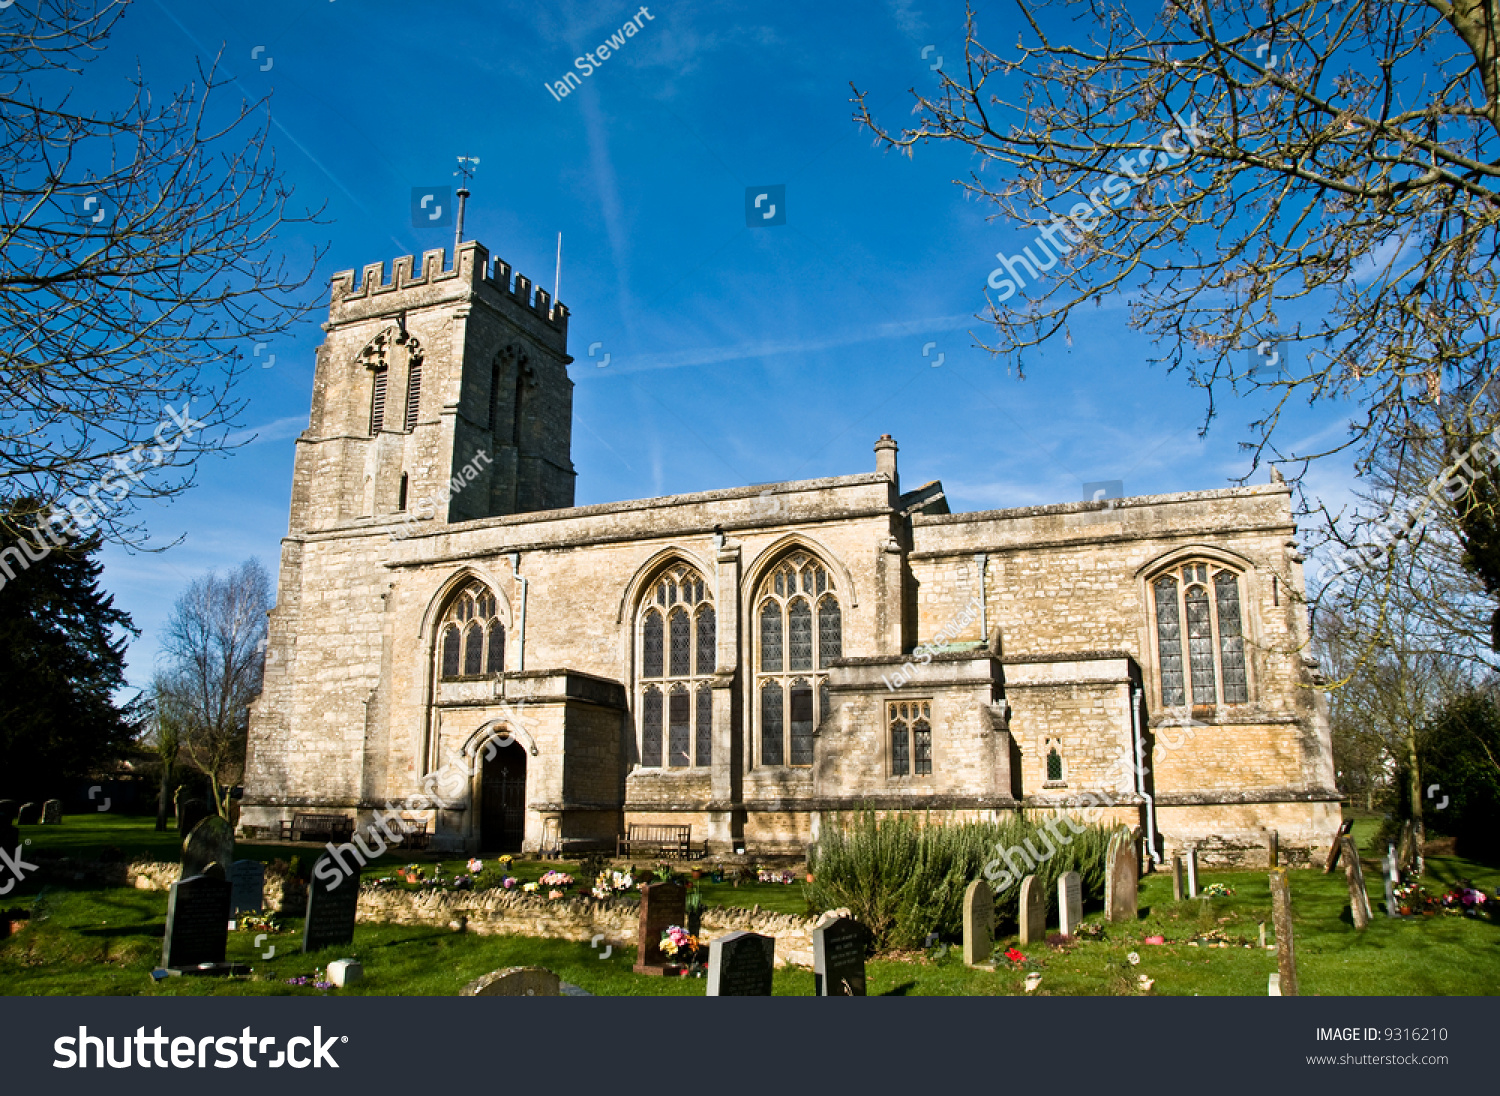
top-left (616, 823), bottom-right (703, 860)
top-left (382, 817), bottom-right (430, 851)
top-left (280, 813), bottom-right (356, 843)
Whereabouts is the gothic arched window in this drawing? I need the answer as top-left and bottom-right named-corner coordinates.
top-left (636, 563), bottom-right (714, 768)
top-left (756, 552), bottom-right (841, 768)
top-left (436, 581), bottom-right (506, 680)
top-left (1151, 562), bottom-right (1250, 707)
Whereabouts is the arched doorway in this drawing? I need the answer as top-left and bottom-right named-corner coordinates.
top-left (480, 741), bottom-right (527, 852)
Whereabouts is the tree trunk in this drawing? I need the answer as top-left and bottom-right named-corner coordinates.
top-left (155, 767), bottom-right (171, 832)
top-left (1404, 725), bottom-right (1425, 868)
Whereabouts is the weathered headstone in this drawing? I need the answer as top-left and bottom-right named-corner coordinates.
top-left (177, 798), bottom-right (210, 838)
top-left (1171, 855), bottom-right (1184, 902)
top-left (181, 815), bottom-right (235, 881)
top-left (1268, 972), bottom-right (1281, 996)
top-left (1186, 846), bottom-right (1199, 897)
top-left (229, 859), bottom-right (265, 915)
top-left (1323, 820), bottom-right (1354, 873)
top-left (40, 799), bottom-right (61, 825)
top-left (16, 802), bottom-right (39, 825)
top-left (1105, 830), bottom-right (1138, 922)
top-left (302, 853), bottom-right (359, 953)
top-left (1268, 868), bottom-right (1298, 996)
top-left (706, 930), bottom-right (775, 996)
top-left (161, 873), bottom-right (232, 970)
top-left (961, 878), bottom-right (993, 965)
top-left (461, 966), bottom-right (560, 996)
top-left (1018, 874), bottom-right (1047, 944)
top-left (1266, 829), bottom-right (1279, 868)
top-left (812, 915), bottom-right (869, 996)
top-left (1396, 821), bottom-right (1415, 871)
top-left (1384, 843), bottom-right (1398, 917)
top-left (633, 881), bottom-right (687, 974)
top-left (1342, 834), bottom-right (1371, 930)
top-left (1057, 871), bottom-right (1082, 937)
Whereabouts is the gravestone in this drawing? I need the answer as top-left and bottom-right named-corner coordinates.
top-left (1171, 855), bottom-right (1184, 902)
top-left (1323, 820), bottom-right (1354, 873)
top-left (302, 853), bottom-right (359, 953)
top-left (461, 966), bottom-right (561, 997)
top-left (327, 958), bottom-right (363, 988)
top-left (1186, 846), bottom-right (1199, 897)
top-left (812, 914), bottom-right (869, 996)
top-left (177, 798), bottom-right (210, 838)
top-left (961, 879), bottom-right (993, 966)
top-left (181, 816), bottom-right (235, 881)
top-left (16, 802), bottom-right (39, 825)
top-left (1105, 830), bottom-right (1138, 922)
top-left (1266, 830), bottom-right (1279, 868)
top-left (229, 860), bottom-right (265, 915)
top-left (632, 881), bottom-right (687, 974)
top-left (1018, 874), bottom-right (1047, 944)
top-left (161, 873), bottom-right (232, 970)
top-left (1057, 871), bottom-right (1082, 937)
top-left (40, 800), bottom-right (61, 825)
top-left (1341, 834), bottom-right (1371, 930)
top-left (1384, 844), bottom-right (1398, 917)
top-left (1268, 868), bottom-right (1298, 996)
top-left (706, 930), bottom-right (775, 996)
top-left (1396, 822), bottom-right (1415, 871)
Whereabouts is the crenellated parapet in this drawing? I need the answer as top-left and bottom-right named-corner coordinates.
top-left (328, 242), bottom-right (569, 334)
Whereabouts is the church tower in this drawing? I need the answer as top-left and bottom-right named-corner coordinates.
top-left (287, 240), bottom-right (575, 535)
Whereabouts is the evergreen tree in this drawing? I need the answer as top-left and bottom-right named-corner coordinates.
top-left (0, 508), bottom-right (139, 798)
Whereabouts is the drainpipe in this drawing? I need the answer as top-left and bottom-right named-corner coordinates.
top-left (973, 553), bottom-right (988, 638)
top-left (1131, 683), bottom-right (1161, 864)
top-left (510, 552), bottom-right (527, 672)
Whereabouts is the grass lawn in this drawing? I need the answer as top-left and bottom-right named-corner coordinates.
top-left (2, 814), bottom-right (1496, 996)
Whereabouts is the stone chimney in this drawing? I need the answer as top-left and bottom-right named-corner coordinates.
top-left (874, 434), bottom-right (899, 492)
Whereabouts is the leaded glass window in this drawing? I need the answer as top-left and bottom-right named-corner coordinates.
top-left (890, 702), bottom-right (910, 776)
top-left (668, 686), bottom-right (691, 768)
top-left (1154, 577), bottom-right (1184, 706)
top-left (1046, 746), bottom-right (1063, 782)
top-left (436, 581), bottom-right (508, 680)
top-left (642, 687), bottom-right (663, 768)
top-left (636, 563), bottom-right (714, 767)
top-left (1215, 571), bottom-right (1249, 703)
top-left (761, 681), bottom-right (784, 766)
top-left (889, 700), bottom-right (932, 777)
top-left (695, 685), bottom-right (713, 766)
top-left (696, 606), bottom-right (715, 676)
top-left (669, 609), bottom-right (691, 676)
top-left (789, 682), bottom-right (814, 766)
top-left (755, 553), bottom-right (841, 768)
top-left (642, 611), bottom-right (663, 679)
top-left (1152, 562), bottom-right (1254, 707)
top-left (441, 625), bottom-right (461, 678)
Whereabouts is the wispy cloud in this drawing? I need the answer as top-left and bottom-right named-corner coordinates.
top-left (224, 416), bottom-right (307, 448)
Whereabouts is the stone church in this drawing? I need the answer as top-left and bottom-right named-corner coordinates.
top-left (240, 239), bottom-right (1341, 865)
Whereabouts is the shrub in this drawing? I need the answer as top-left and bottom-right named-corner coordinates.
top-left (806, 810), bottom-right (1117, 950)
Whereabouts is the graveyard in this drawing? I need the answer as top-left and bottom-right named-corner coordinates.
top-left (1, 811), bottom-right (1497, 996)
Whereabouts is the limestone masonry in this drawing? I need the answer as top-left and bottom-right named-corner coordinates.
top-left (240, 239), bottom-right (1341, 866)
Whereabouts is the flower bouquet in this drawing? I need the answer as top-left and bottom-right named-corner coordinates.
top-left (539, 869), bottom-right (574, 888)
top-left (660, 924), bottom-right (702, 970)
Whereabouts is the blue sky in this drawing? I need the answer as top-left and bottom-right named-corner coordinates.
top-left (85, 0), bottom-right (1352, 694)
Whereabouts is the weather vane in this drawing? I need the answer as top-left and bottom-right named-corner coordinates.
top-left (454, 156), bottom-right (479, 256)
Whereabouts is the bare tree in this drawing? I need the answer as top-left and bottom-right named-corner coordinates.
top-left (157, 559), bottom-right (271, 817)
top-left (0, 1), bottom-right (325, 544)
top-left (854, 0), bottom-right (1500, 510)
top-left (145, 673), bottom-right (185, 831)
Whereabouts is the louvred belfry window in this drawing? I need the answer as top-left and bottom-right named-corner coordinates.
top-left (636, 563), bottom-right (715, 768)
top-left (755, 552), bottom-right (841, 768)
top-left (1152, 562), bottom-right (1251, 707)
top-left (437, 581), bottom-right (506, 680)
